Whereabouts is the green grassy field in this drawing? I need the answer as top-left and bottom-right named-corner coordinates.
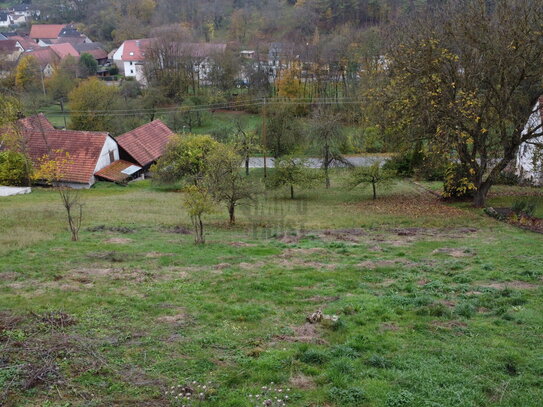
top-left (1, 177), bottom-right (542, 406)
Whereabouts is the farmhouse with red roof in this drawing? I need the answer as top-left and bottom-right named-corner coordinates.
top-left (116, 120), bottom-right (176, 168)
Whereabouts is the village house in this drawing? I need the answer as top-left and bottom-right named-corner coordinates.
top-left (112, 39), bottom-right (227, 83)
top-left (116, 120), bottom-right (176, 170)
top-left (12, 114), bottom-right (121, 189)
top-left (0, 39), bottom-right (23, 62)
top-left (516, 97), bottom-right (543, 185)
top-left (29, 24), bottom-right (65, 44)
top-left (23, 42), bottom-right (80, 77)
top-left (3, 115), bottom-right (176, 188)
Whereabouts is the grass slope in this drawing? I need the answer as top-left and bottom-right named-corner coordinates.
top-left (1, 178), bottom-right (542, 406)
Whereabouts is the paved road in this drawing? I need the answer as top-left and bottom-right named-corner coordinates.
top-left (247, 156), bottom-right (387, 169)
top-left (0, 186), bottom-right (31, 197)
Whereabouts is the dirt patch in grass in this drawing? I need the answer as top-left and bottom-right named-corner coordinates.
top-left (477, 281), bottom-right (539, 290)
top-left (357, 259), bottom-right (416, 270)
top-left (380, 323), bottom-right (400, 332)
top-left (430, 320), bottom-right (468, 330)
top-left (0, 272), bottom-right (18, 281)
top-left (88, 225), bottom-right (135, 234)
top-left (156, 310), bottom-right (192, 327)
top-left (304, 295), bottom-right (340, 303)
top-left (123, 367), bottom-right (167, 388)
top-left (145, 252), bottom-right (174, 258)
top-left (280, 248), bottom-right (327, 258)
top-left (275, 323), bottom-right (327, 344)
top-left (229, 241), bottom-right (257, 247)
top-left (105, 237), bottom-right (134, 244)
top-left (320, 228), bottom-right (367, 243)
top-left (165, 225), bottom-right (192, 234)
top-left (289, 374), bottom-right (316, 389)
top-left (432, 248), bottom-right (475, 258)
top-left (276, 258), bottom-right (336, 270)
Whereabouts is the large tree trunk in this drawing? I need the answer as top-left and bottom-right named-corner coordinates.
top-left (245, 157), bottom-right (250, 176)
top-left (228, 203), bottom-right (236, 225)
top-left (473, 181), bottom-right (492, 208)
top-left (372, 181), bottom-right (377, 200)
top-left (290, 184), bottom-right (294, 199)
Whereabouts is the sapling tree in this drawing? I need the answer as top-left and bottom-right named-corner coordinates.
top-left (182, 185), bottom-right (215, 244)
top-left (269, 156), bottom-right (322, 199)
top-left (203, 144), bottom-right (260, 224)
top-left (308, 108), bottom-right (348, 188)
top-left (348, 162), bottom-right (395, 200)
top-left (230, 117), bottom-right (261, 176)
top-left (34, 151), bottom-right (84, 241)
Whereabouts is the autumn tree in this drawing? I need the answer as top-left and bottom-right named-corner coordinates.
top-left (230, 117), bottom-right (261, 175)
top-left (15, 55), bottom-right (41, 92)
top-left (348, 162), bottom-right (394, 200)
top-left (384, 0), bottom-right (543, 207)
top-left (152, 134), bottom-right (220, 184)
top-left (269, 156), bottom-right (322, 199)
top-left (264, 104), bottom-right (303, 158)
top-left (79, 53), bottom-right (99, 78)
top-left (308, 107), bottom-right (348, 188)
top-left (68, 78), bottom-right (122, 133)
top-left (203, 144), bottom-right (260, 224)
top-left (183, 185), bottom-right (215, 244)
top-left (34, 151), bottom-right (84, 242)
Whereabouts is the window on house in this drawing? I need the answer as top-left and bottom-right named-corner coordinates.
top-left (130, 70), bottom-right (134, 74)
top-left (130, 61), bottom-right (133, 65)
top-left (108, 150), bottom-right (115, 163)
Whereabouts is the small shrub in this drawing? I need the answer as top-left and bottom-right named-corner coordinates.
top-left (328, 386), bottom-right (366, 405)
top-left (511, 199), bottom-right (538, 217)
top-left (329, 345), bottom-right (359, 359)
top-left (298, 348), bottom-right (329, 365)
top-left (366, 354), bottom-right (393, 369)
top-left (455, 302), bottom-right (476, 318)
top-left (443, 163), bottom-right (476, 199)
top-left (386, 390), bottom-right (415, 407)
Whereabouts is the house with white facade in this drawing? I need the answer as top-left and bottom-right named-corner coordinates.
top-left (516, 97), bottom-right (543, 185)
top-left (112, 38), bottom-right (151, 82)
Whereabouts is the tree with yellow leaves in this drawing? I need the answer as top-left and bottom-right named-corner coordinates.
top-left (383, 0), bottom-right (543, 207)
top-left (15, 55), bottom-right (41, 92)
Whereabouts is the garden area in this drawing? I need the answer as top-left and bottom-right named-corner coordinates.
top-left (1, 176), bottom-right (542, 406)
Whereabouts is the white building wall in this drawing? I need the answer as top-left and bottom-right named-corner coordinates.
top-left (112, 43), bottom-right (125, 74)
top-left (517, 100), bottom-right (543, 185)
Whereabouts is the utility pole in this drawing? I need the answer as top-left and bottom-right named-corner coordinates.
top-left (262, 97), bottom-right (267, 178)
top-left (59, 99), bottom-right (67, 129)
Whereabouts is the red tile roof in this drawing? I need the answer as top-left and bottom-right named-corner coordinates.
top-left (121, 38), bottom-right (152, 61)
top-left (23, 47), bottom-right (58, 67)
top-left (0, 39), bottom-right (19, 52)
top-left (25, 129), bottom-right (108, 184)
top-left (13, 115), bottom-right (108, 184)
top-left (11, 35), bottom-right (36, 51)
top-left (116, 120), bottom-right (175, 167)
top-left (49, 43), bottom-right (79, 59)
top-left (29, 24), bottom-right (65, 40)
top-left (95, 160), bottom-right (140, 182)
top-left (17, 113), bottom-right (55, 131)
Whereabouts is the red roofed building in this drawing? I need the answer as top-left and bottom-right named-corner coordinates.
top-left (112, 38), bottom-right (152, 82)
top-left (116, 120), bottom-right (175, 168)
top-left (14, 115), bottom-right (121, 188)
top-left (49, 43), bottom-right (79, 59)
top-left (29, 24), bottom-right (66, 43)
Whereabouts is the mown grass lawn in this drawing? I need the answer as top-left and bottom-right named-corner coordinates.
top-left (1, 177), bottom-right (542, 406)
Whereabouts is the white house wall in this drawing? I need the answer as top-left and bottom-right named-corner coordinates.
top-left (94, 136), bottom-right (120, 175)
top-left (517, 100), bottom-right (543, 185)
top-left (112, 43), bottom-right (125, 74)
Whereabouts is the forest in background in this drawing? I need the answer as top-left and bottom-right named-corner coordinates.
top-left (30, 0), bottom-right (441, 48)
